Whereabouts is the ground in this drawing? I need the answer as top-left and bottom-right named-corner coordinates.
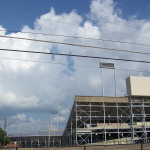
top-left (6, 143), bottom-right (150, 150)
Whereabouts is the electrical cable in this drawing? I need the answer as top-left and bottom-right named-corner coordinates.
top-left (116, 68), bottom-right (150, 73)
top-left (0, 48), bottom-right (149, 64)
top-left (0, 35), bottom-right (149, 55)
top-left (4, 4), bottom-right (145, 30)
top-left (1, 29), bottom-right (150, 47)
top-left (2, 1), bottom-right (150, 31)
top-left (0, 56), bottom-right (149, 73)
top-left (1, 5), bottom-right (150, 40)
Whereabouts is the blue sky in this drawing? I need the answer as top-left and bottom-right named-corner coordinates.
top-left (0, 0), bottom-right (149, 134)
top-left (115, 0), bottom-right (150, 20)
top-left (1, 0), bottom-right (150, 30)
top-left (0, 0), bottom-right (91, 30)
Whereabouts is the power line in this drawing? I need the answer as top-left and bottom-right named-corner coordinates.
top-left (2, 1), bottom-right (150, 32)
top-left (0, 35), bottom-right (149, 55)
top-left (0, 56), bottom-right (149, 73)
top-left (1, 4), bottom-right (150, 40)
top-left (98, 18), bottom-right (149, 30)
top-left (116, 68), bottom-right (150, 73)
top-left (1, 29), bottom-right (150, 47)
top-left (3, 4), bottom-right (140, 29)
top-left (0, 9), bottom-right (85, 29)
top-left (0, 48), bottom-right (149, 64)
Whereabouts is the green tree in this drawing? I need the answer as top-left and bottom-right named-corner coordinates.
top-left (4, 137), bottom-right (10, 146)
top-left (0, 128), bottom-right (10, 146)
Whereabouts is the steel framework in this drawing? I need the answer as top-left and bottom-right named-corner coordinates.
top-left (62, 96), bottom-right (150, 146)
top-left (9, 133), bottom-right (62, 147)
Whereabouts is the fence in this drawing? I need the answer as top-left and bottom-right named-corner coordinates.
top-left (6, 143), bottom-right (150, 150)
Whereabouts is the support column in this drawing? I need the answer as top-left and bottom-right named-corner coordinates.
top-left (103, 102), bottom-right (106, 144)
top-left (129, 96), bottom-right (134, 143)
top-left (90, 102), bottom-right (92, 144)
top-left (117, 103), bottom-right (120, 144)
top-left (38, 138), bottom-right (39, 147)
top-left (25, 138), bottom-right (27, 147)
top-left (45, 138), bottom-right (46, 147)
top-left (75, 101), bottom-right (77, 145)
top-left (20, 139), bottom-right (21, 147)
top-left (142, 97), bottom-right (147, 143)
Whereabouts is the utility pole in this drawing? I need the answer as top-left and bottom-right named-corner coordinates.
top-left (3, 118), bottom-right (7, 147)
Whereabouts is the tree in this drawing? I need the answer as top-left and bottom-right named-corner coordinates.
top-left (4, 137), bottom-right (10, 146)
top-left (0, 128), bottom-right (10, 146)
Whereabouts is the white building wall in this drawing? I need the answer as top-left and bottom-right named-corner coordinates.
top-left (126, 76), bottom-right (150, 96)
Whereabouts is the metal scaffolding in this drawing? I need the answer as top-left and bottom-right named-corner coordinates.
top-left (62, 96), bottom-right (150, 146)
top-left (129, 96), bottom-right (150, 143)
top-left (9, 132), bottom-right (62, 147)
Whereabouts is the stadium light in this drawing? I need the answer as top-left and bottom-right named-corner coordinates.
top-left (100, 62), bottom-right (116, 97)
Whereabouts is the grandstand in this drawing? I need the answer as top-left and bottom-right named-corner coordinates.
top-left (62, 76), bottom-right (150, 146)
top-left (9, 76), bottom-right (150, 147)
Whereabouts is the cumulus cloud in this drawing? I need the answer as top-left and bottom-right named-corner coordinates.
top-left (0, 0), bottom-right (149, 133)
top-left (53, 116), bottom-right (66, 123)
top-left (60, 109), bottom-right (70, 115)
top-left (11, 114), bottom-right (26, 121)
top-left (9, 116), bottom-right (41, 134)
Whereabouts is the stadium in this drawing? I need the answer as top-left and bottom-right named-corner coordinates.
top-left (62, 76), bottom-right (150, 146)
top-left (9, 76), bottom-right (150, 147)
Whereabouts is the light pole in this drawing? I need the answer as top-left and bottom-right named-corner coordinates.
top-left (100, 63), bottom-right (104, 97)
top-left (100, 62), bottom-right (116, 97)
top-left (51, 111), bottom-right (58, 130)
top-left (100, 62), bottom-right (116, 144)
top-left (48, 125), bottom-right (50, 147)
top-left (49, 111), bottom-right (58, 147)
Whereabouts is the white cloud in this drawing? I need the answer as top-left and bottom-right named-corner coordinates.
top-left (0, 90), bottom-right (39, 108)
top-left (53, 116), bottom-right (66, 123)
top-left (0, 25), bottom-right (6, 35)
top-left (0, 0), bottom-right (149, 133)
top-left (60, 109), bottom-right (69, 115)
top-left (29, 117), bottom-right (41, 124)
top-left (90, 0), bottom-right (117, 19)
top-left (9, 116), bottom-right (42, 133)
top-left (11, 114), bottom-right (26, 121)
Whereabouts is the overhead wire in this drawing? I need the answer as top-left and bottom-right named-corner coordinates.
top-left (1, 29), bottom-right (150, 47)
top-left (4, 4), bottom-right (144, 29)
top-left (0, 35), bottom-right (149, 55)
top-left (0, 48), bottom-right (149, 64)
top-left (1, 0), bottom-right (150, 31)
top-left (1, 2), bottom-right (150, 40)
top-left (0, 9), bottom-right (149, 41)
top-left (115, 68), bottom-right (150, 73)
top-left (0, 56), bottom-right (149, 73)
top-left (0, 1), bottom-right (149, 67)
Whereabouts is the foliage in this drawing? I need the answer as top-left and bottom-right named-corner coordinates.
top-left (4, 137), bottom-right (10, 146)
top-left (0, 128), bottom-right (10, 146)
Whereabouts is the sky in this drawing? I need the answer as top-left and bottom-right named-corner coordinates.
top-left (0, 0), bottom-right (149, 134)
